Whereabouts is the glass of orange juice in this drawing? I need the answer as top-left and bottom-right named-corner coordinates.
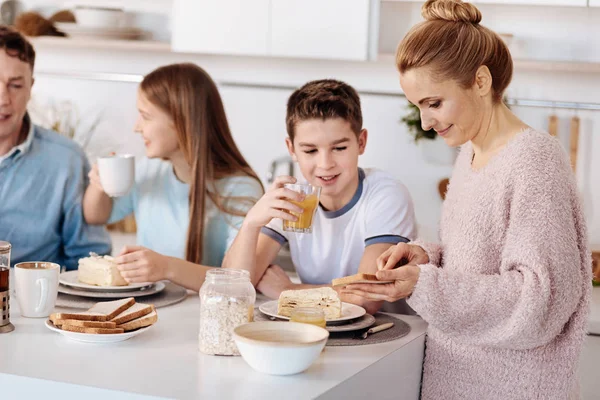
top-left (290, 307), bottom-right (326, 328)
top-left (282, 183), bottom-right (321, 233)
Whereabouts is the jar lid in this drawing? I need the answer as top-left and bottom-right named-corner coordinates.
top-left (0, 241), bottom-right (11, 251)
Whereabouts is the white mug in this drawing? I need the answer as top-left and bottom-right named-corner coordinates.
top-left (98, 154), bottom-right (135, 197)
top-left (14, 262), bottom-right (60, 318)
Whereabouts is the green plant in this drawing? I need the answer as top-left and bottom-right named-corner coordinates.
top-left (401, 102), bottom-right (436, 142)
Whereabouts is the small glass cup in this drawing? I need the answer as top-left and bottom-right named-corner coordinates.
top-left (282, 183), bottom-right (321, 234)
top-left (290, 307), bottom-right (326, 328)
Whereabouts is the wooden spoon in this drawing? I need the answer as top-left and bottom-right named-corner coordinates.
top-left (548, 114), bottom-right (559, 137)
top-left (569, 116), bottom-right (580, 173)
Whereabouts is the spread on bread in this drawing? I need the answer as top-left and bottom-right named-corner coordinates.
top-left (78, 253), bottom-right (128, 287)
top-left (277, 287), bottom-right (341, 320)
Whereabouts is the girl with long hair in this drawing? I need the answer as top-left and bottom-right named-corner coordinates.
top-left (83, 63), bottom-right (263, 291)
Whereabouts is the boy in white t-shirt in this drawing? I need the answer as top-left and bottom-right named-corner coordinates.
top-left (223, 79), bottom-right (416, 314)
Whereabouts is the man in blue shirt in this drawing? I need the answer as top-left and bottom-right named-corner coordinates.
top-left (0, 26), bottom-right (111, 270)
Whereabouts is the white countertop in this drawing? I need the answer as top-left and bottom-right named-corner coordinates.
top-left (0, 292), bottom-right (427, 400)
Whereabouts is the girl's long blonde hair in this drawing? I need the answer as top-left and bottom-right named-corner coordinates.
top-left (140, 63), bottom-right (263, 264)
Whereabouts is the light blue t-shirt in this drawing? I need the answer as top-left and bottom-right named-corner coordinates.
top-left (109, 158), bottom-right (263, 267)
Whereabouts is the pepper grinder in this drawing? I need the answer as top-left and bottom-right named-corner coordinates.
top-left (0, 241), bottom-right (14, 334)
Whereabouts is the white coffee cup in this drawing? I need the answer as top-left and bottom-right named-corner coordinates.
top-left (14, 262), bottom-right (60, 318)
top-left (98, 154), bottom-right (135, 197)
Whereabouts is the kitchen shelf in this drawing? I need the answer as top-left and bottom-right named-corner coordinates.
top-left (24, 0), bottom-right (172, 13)
top-left (29, 36), bottom-right (171, 53)
top-left (377, 53), bottom-right (600, 74)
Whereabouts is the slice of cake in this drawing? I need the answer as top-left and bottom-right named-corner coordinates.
top-left (277, 287), bottom-right (342, 320)
top-left (78, 253), bottom-right (128, 287)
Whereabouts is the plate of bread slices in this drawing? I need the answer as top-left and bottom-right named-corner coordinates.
top-left (59, 253), bottom-right (153, 292)
top-left (259, 287), bottom-right (366, 324)
top-left (46, 297), bottom-right (158, 343)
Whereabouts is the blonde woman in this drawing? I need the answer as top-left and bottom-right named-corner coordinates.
top-left (83, 63), bottom-right (263, 291)
top-left (344, 1), bottom-right (591, 398)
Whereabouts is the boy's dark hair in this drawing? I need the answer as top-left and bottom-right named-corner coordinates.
top-left (286, 79), bottom-right (362, 142)
top-left (0, 26), bottom-right (35, 70)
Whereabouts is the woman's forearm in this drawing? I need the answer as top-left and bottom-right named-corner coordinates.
top-left (83, 186), bottom-right (113, 224)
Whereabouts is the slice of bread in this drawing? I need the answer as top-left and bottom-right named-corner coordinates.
top-left (277, 287), bottom-right (341, 320)
top-left (60, 325), bottom-right (124, 334)
top-left (49, 297), bottom-right (135, 322)
top-left (49, 311), bottom-right (107, 322)
top-left (53, 319), bottom-right (117, 329)
top-left (111, 302), bottom-right (153, 325)
top-left (117, 310), bottom-right (158, 332)
top-left (331, 273), bottom-right (394, 288)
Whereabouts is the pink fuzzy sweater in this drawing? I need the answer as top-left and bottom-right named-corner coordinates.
top-left (407, 129), bottom-right (591, 400)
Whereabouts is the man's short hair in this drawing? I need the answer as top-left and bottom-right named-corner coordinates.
top-left (0, 26), bottom-right (35, 70)
top-left (286, 79), bottom-right (362, 142)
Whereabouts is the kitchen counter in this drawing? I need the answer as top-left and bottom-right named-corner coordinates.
top-left (0, 292), bottom-right (427, 400)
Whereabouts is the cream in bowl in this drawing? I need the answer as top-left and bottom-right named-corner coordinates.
top-left (233, 321), bottom-right (329, 375)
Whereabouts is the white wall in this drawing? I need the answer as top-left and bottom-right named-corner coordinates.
top-left (27, 2), bottom-right (600, 245)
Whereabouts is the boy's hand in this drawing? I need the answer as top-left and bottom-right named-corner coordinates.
top-left (243, 175), bottom-right (306, 229)
top-left (256, 264), bottom-right (294, 299)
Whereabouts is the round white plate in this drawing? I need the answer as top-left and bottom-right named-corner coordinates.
top-left (58, 281), bottom-right (165, 299)
top-left (45, 319), bottom-right (154, 343)
top-left (259, 300), bottom-right (366, 324)
top-left (59, 270), bottom-right (152, 292)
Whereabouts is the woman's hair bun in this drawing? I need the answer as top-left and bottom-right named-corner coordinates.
top-left (421, 0), bottom-right (482, 25)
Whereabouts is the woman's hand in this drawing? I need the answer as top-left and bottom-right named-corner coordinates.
top-left (114, 246), bottom-right (170, 283)
top-left (376, 243), bottom-right (429, 271)
top-left (341, 265), bottom-right (421, 302)
top-left (341, 243), bottom-right (428, 302)
top-left (242, 176), bottom-right (306, 229)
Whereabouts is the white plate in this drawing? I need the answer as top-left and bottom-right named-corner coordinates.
top-left (45, 319), bottom-right (154, 343)
top-left (55, 22), bottom-right (145, 40)
top-left (59, 270), bottom-right (152, 292)
top-left (58, 281), bottom-right (165, 299)
top-left (259, 300), bottom-right (366, 324)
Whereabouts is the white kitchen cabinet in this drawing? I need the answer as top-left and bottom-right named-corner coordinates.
top-left (171, 0), bottom-right (270, 56)
top-left (270, 0), bottom-right (379, 61)
top-left (589, 0), bottom-right (600, 7)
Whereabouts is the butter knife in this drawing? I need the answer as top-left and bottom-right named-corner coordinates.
top-left (357, 322), bottom-right (394, 340)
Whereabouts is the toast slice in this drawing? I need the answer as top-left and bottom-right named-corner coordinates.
top-left (60, 325), bottom-right (124, 334)
top-left (277, 287), bottom-right (341, 320)
top-left (111, 302), bottom-right (154, 325)
top-left (53, 319), bottom-right (117, 329)
top-left (117, 310), bottom-right (158, 332)
top-left (331, 273), bottom-right (394, 288)
top-left (49, 297), bottom-right (135, 322)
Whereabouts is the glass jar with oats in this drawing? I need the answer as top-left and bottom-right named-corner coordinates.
top-left (199, 269), bottom-right (255, 356)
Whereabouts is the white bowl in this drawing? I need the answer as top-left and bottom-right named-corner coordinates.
top-left (233, 321), bottom-right (329, 375)
top-left (74, 7), bottom-right (124, 28)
